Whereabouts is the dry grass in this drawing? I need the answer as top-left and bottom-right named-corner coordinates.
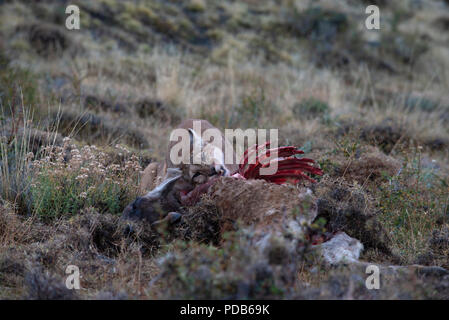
top-left (0, 0), bottom-right (448, 299)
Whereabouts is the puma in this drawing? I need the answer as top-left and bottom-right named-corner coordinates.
top-left (123, 119), bottom-right (238, 225)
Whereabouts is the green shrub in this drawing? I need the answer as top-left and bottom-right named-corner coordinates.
top-left (377, 148), bottom-right (449, 263)
top-left (292, 98), bottom-right (329, 119)
top-left (30, 140), bottom-right (141, 221)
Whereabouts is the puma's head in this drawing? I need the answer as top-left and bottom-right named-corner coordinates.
top-left (187, 127), bottom-right (230, 176)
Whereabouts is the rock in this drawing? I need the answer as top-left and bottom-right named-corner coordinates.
top-left (317, 232), bottom-right (364, 265)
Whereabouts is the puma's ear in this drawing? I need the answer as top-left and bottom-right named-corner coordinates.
top-left (188, 128), bottom-right (203, 163)
top-left (188, 128), bottom-right (203, 148)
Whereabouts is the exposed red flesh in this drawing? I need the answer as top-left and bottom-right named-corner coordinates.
top-left (238, 143), bottom-right (323, 182)
top-left (180, 141), bottom-right (323, 206)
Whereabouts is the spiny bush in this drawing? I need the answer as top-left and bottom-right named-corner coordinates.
top-left (292, 98), bottom-right (330, 119)
top-left (314, 176), bottom-right (393, 258)
top-left (359, 120), bottom-right (408, 154)
top-left (30, 138), bottom-right (142, 221)
top-left (27, 23), bottom-right (72, 58)
top-left (334, 146), bottom-right (401, 188)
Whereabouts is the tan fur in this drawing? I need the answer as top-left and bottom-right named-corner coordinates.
top-left (209, 177), bottom-right (317, 237)
top-left (139, 161), bottom-right (167, 194)
top-left (140, 119), bottom-right (239, 195)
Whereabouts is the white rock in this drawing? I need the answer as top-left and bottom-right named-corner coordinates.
top-left (319, 232), bottom-right (364, 265)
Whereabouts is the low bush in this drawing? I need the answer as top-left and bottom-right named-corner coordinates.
top-left (30, 139), bottom-right (141, 221)
top-left (292, 98), bottom-right (330, 119)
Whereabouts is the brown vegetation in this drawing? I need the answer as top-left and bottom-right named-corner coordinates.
top-left (1, 0), bottom-right (448, 299)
